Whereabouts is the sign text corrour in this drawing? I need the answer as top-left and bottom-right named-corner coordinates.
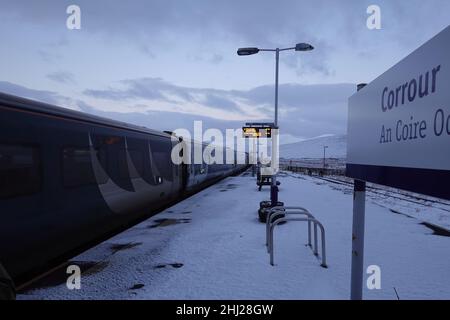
top-left (346, 25), bottom-right (450, 200)
top-left (381, 65), bottom-right (440, 112)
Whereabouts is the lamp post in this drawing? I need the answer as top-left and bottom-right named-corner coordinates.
top-left (323, 145), bottom-right (328, 168)
top-left (237, 43), bottom-right (314, 129)
top-left (238, 43), bottom-right (314, 205)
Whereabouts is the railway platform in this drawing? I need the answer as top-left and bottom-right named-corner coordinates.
top-left (18, 171), bottom-right (450, 300)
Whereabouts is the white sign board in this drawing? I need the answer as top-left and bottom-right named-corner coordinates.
top-left (347, 26), bottom-right (450, 200)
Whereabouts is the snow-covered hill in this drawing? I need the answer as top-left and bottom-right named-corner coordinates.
top-left (280, 134), bottom-right (347, 159)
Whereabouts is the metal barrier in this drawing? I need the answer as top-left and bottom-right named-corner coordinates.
top-left (266, 206), bottom-right (314, 251)
top-left (281, 165), bottom-right (345, 176)
top-left (266, 206), bottom-right (327, 268)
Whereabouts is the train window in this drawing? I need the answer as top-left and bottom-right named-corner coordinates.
top-left (62, 147), bottom-right (106, 187)
top-left (116, 147), bottom-right (129, 180)
top-left (127, 138), bottom-right (156, 184)
top-left (92, 134), bottom-right (123, 177)
top-left (0, 144), bottom-right (41, 198)
top-left (123, 149), bottom-right (144, 179)
top-left (149, 136), bottom-right (173, 182)
top-left (63, 148), bottom-right (91, 187)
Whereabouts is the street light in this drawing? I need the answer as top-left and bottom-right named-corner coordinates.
top-left (237, 43), bottom-right (314, 127)
top-left (237, 42), bottom-right (314, 206)
top-left (237, 47), bottom-right (260, 56)
top-left (295, 43), bottom-right (314, 52)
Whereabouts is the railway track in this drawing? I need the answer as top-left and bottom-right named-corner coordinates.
top-left (283, 171), bottom-right (450, 213)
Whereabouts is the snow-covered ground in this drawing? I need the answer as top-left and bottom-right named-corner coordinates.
top-left (19, 171), bottom-right (450, 300)
top-left (280, 134), bottom-right (347, 159)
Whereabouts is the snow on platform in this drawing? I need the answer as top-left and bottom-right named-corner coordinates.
top-left (19, 171), bottom-right (450, 300)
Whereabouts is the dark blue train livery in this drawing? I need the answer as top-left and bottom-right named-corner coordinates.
top-left (0, 92), bottom-right (249, 285)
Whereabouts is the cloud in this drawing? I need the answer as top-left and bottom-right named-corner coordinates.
top-left (83, 81), bottom-right (354, 139)
top-left (3, 0), bottom-right (450, 146)
top-left (0, 81), bottom-right (62, 104)
top-left (0, 81), bottom-right (82, 111)
top-left (83, 77), bottom-right (262, 120)
top-left (85, 78), bottom-right (183, 102)
top-left (47, 71), bottom-right (76, 84)
top-left (210, 54), bottom-right (224, 65)
top-left (84, 78), bottom-right (231, 109)
top-left (139, 45), bottom-right (156, 59)
top-left (77, 100), bottom-right (245, 135)
top-left (195, 54), bottom-right (224, 65)
top-left (37, 49), bottom-right (62, 63)
top-left (82, 77), bottom-right (354, 138)
top-left (0, 1), bottom-right (378, 75)
top-left (0, 79), bottom-right (354, 139)
top-left (203, 93), bottom-right (240, 112)
top-left (2, 0), bottom-right (450, 86)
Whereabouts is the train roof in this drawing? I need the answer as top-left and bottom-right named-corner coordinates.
top-left (0, 91), bottom-right (171, 138)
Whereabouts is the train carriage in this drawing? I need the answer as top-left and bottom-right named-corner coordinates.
top-left (0, 92), bottom-right (248, 288)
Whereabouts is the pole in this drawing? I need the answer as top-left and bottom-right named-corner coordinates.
top-left (252, 138), bottom-right (256, 177)
top-left (350, 83), bottom-right (367, 300)
top-left (274, 48), bottom-right (279, 128)
top-left (257, 138), bottom-right (260, 164)
top-left (323, 147), bottom-right (326, 168)
top-left (350, 180), bottom-right (366, 300)
top-left (271, 49), bottom-right (280, 206)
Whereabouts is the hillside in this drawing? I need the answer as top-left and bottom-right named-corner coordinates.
top-left (280, 134), bottom-right (347, 159)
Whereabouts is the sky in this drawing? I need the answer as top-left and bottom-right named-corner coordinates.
top-left (0, 0), bottom-right (449, 143)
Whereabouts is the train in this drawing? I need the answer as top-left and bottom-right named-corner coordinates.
top-left (0, 92), bottom-right (249, 293)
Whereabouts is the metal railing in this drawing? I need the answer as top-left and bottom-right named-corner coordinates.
top-left (266, 206), bottom-right (313, 250)
top-left (265, 206), bottom-right (327, 268)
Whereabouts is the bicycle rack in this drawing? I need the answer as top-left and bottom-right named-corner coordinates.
top-left (266, 206), bottom-right (327, 268)
top-left (266, 206), bottom-right (314, 252)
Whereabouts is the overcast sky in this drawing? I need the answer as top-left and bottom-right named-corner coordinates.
top-left (0, 0), bottom-right (449, 143)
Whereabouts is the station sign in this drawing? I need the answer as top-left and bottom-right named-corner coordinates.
top-left (346, 26), bottom-right (450, 200)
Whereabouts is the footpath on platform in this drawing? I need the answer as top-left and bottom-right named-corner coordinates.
top-left (19, 170), bottom-right (450, 300)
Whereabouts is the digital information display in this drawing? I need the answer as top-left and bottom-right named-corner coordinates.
top-left (242, 126), bottom-right (272, 138)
